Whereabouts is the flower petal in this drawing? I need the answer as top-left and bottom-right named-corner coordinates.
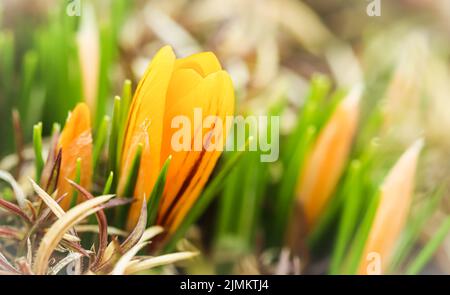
top-left (160, 71), bottom-right (235, 232)
top-left (358, 139), bottom-right (423, 274)
top-left (297, 86), bottom-right (361, 228)
top-left (174, 51), bottom-right (222, 77)
top-left (122, 46), bottom-right (176, 228)
top-left (57, 103), bottom-right (93, 209)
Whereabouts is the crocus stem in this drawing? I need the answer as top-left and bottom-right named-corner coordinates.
top-left (33, 122), bottom-right (44, 182)
top-left (147, 156), bottom-right (172, 226)
top-left (116, 143), bottom-right (143, 229)
top-left (108, 96), bottom-right (121, 191)
top-left (93, 115), bottom-right (110, 172)
top-left (69, 158), bottom-right (82, 208)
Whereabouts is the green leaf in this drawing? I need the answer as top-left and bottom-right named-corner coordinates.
top-left (33, 122), bottom-right (44, 182)
top-left (236, 153), bottom-right (267, 250)
top-left (0, 32), bottom-right (14, 98)
top-left (330, 160), bottom-right (362, 274)
top-left (120, 79), bottom-right (132, 127)
top-left (342, 190), bottom-right (381, 274)
top-left (271, 126), bottom-right (316, 246)
top-left (389, 184), bottom-right (447, 273)
top-left (215, 154), bottom-right (241, 242)
top-left (103, 171), bottom-right (114, 195)
top-left (20, 51), bottom-right (40, 131)
top-left (116, 143), bottom-right (143, 227)
top-left (108, 96), bottom-right (121, 189)
top-left (307, 185), bottom-right (344, 250)
top-left (52, 122), bottom-right (61, 136)
top-left (284, 75), bottom-right (331, 159)
top-left (69, 158), bottom-right (82, 208)
top-left (116, 80), bottom-right (132, 176)
top-left (147, 156), bottom-right (172, 226)
top-left (164, 138), bottom-right (254, 252)
top-left (0, 32), bottom-right (15, 156)
top-left (406, 215), bottom-right (450, 275)
top-left (93, 115), bottom-right (110, 172)
top-left (120, 143), bottom-right (143, 199)
top-left (88, 171), bottom-right (115, 228)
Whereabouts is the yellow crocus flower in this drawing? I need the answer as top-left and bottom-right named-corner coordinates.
top-left (119, 46), bottom-right (235, 233)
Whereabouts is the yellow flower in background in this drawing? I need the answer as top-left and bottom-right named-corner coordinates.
top-left (358, 139), bottom-right (423, 275)
top-left (297, 86), bottom-right (361, 229)
top-left (57, 103), bottom-right (93, 210)
top-left (119, 46), bottom-right (235, 232)
top-left (77, 3), bottom-right (99, 113)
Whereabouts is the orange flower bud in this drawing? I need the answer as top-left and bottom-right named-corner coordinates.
top-left (358, 139), bottom-right (423, 274)
top-left (297, 86), bottom-right (361, 229)
top-left (57, 103), bottom-right (93, 210)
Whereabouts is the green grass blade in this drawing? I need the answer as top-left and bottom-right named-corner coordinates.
top-left (164, 138), bottom-right (253, 252)
top-left (330, 160), bottom-right (362, 274)
top-left (307, 187), bottom-right (344, 250)
top-left (215, 153), bottom-right (240, 240)
top-left (20, 51), bottom-right (39, 132)
top-left (120, 79), bottom-right (132, 127)
top-left (389, 184), bottom-right (447, 273)
top-left (406, 215), bottom-right (450, 275)
top-left (236, 153), bottom-right (266, 250)
top-left (103, 171), bottom-right (114, 195)
top-left (33, 122), bottom-right (44, 182)
top-left (120, 143), bottom-right (143, 199)
top-left (0, 32), bottom-right (15, 156)
top-left (93, 115), bottom-right (110, 171)
top-left (69, 158), bottom-right (82, 208)
top-left (116, 143), bottom-right (143, 227)
top-left (147, 156), bottom-right (172, 226)
top-left (116, 80), bottom-right (132, 176)
top-left (52, 122), bottom-right (61, 136)
top-left (108, 96), bottom-right (121, 189)
top-left (342, 190), bottom-right (380, 274)
top-left (271, 126), bottom-right (316, 246)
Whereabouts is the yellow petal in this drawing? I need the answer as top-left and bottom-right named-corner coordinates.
top-left (358, 139), bottom-right (423, 274)
top-left (57, 103), bottom-right (93, 209)
top-left (174, 51), bottom-right (222, 77)
top-left (297, 86), bottom-right (361, 229)
top-left (158, 71), bottom-right (232, 225)
top-left (160, 68), bottom-right (204, 163)
top-left (163, 71), bottom-right (235, 233)
top-left (123, 48), bottom-right (234, 233)
top-left (122, 46), bottom-right (176, 228)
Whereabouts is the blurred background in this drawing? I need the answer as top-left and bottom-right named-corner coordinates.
top-left (1, 0), bottom-right (450, 274)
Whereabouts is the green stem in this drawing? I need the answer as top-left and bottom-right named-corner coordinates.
top-left (69, 158), bottom-right (82, 208)
top-left (33, 122), bottom-right (44, 182)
